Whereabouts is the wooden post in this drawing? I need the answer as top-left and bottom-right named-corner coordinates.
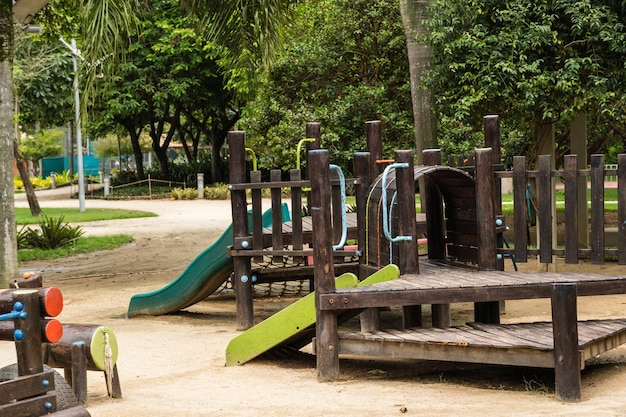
top-left (366, 121), bottom-right (383, 181)
top-left (590, 154), bottom-right (605, 264)
top-left (618, 154), bottom-right (626, 265)
top-left (14, 290), bottom-right (44, 376)
top-left (422, 149), bottom-right (450, 328)
top-left (250, 170), bottom-right (263, 263)
top-left (396, 150), bottom-right (421, 329)
top-left (354, 152), bottom-right (379, 332)
top-left (551, 283), bottom-right (581, 402)
top-left (290, 169), bottom-right (304, 264)
top-left (512, 156), bottom-right (528, 262)
top-left (570, 112), bottom-right (589, 249)
top-left (228, 131), bottom-right (254, 330)
top-left (71, 342), bottom-right (88, 405)
top-left (270, 169), bottom-right (284, 264)
top-left (538, 155), bottom-right (554, 264)
top-left (310, 150), bottom-right (339, 382)
top-left (474, 149), bottom-right (499, 324)
top-left (563, 155), bottom-right (579, 263)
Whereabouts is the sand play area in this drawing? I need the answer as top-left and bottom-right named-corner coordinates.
top-left (3, 188), bottom-right (626, 416)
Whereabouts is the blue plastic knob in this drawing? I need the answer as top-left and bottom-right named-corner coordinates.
top-left (251, 275), bottom-right (257, 283)
top-left (495, 219), bottom-right (503, 227)
top-left (13, 301), bottom-right (24, 312)
top-left (13, 329), bottom-right (24, 341)
top-left (241, 275), bottom-right (249, 283)
top-left (241, 241), bottom-right (249, 249)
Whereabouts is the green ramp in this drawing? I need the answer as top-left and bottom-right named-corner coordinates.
top-left (225, 264), bottom-right (400, 366)
top-left (127, 205), bottom-right (289, 318)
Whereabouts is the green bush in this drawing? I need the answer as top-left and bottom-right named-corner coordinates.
top-left (171, 187), bottom-right (198, 200)
top-left (203, 184), bottom-right (230, 200)
top-left (18, 216), bottom-right (84, 250)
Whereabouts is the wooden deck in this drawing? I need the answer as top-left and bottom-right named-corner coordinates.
top-left (318, 260), bottom-right (626, 310)
top-left (338, 319), bottom-right (626, 369)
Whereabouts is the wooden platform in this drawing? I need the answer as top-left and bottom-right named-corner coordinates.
top-left (318, 260), bottom-right (626, 310)
top-left (338, 319), bottom-right (626, 369)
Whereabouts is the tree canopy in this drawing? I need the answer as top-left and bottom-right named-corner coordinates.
top-left (425, 0), bottom-right (626, 165)
top-left (242, 0), bottom-right (414, 173)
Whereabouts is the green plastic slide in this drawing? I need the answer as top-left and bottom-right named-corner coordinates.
top-left (127, 205), bottom-right (289, 318)
top-left (225, 264), bottom-right (400, 366)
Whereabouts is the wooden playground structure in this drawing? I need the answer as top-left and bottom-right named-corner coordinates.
top-left (0, 274), bottom-right (121, 416)
top-left (227, 117), bottom-right (626, 402)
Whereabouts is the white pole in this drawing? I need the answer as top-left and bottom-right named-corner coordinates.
top-left (60, 37), bottom-right (86, 212)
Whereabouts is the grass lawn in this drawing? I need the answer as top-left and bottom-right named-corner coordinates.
top-left (16, 207), bottom-right (156, 262)
top-left (15, 207), bottom-right (157, 225)
top-left (18, 235), bottom-right (134, 262)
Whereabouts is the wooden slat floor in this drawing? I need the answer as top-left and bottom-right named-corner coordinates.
top-left (338, 319), bottom-right (626, 369)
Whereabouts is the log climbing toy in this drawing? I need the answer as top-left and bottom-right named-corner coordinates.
top-left (0, 288), bottom-right (91, 416)
top-left (45, 324), bottom-right (122, 400)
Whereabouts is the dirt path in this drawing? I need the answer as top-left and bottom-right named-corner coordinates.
top-left (3, 191), bottom-right (626, 416)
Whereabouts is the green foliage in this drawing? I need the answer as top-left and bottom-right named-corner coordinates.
top-left (425, 0), bottom-right (626, 165)
top-left (19, 129), bottom-right (64, 164)
top-left (92, 134), bottom-right (151, 159)
top-left (89, 0), bottom-right (239, 181)
top-left (18, 216), bottom-right (84, 250)
top-left (203, 184), bottom-right (231, 200)
top-left (171, 187), bottom-right (198, 200)
top-left (242, 0), bottom-right (413, 174)
top-left (18, 234), bottom-right (134, 262)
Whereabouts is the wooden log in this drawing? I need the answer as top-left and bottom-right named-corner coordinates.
top-left (551, 283), bottom-right (581, 402)
top-left (46, 324), bottom-right (122, 400)
top-left (310, 150), bottom-right (339, 382)
top-left (46, 324), bottom-right (118, 372)
top-left (0, 287), bottom-right (63, 317)
top-left (9, 272), bottom-right (42, 288)
top-left (0, 318), bottom-right (63, 343)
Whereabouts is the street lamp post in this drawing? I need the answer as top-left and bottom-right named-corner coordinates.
top-left (60, 37), bottom-right (85, 212)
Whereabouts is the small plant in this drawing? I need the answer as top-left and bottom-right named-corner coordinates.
top-left (171, 187), bottom-right (199, 200)
top-left (522, 375), bottom-right (549, 395)
top-left (204, 183), bottom-right (231, 200)
top-left (14, 177), bottom-right (23, 189)
top-left (182, 188), bottom-right (198, 199)
top-left (171, 188), bottom-right (184, 200)
top-left (17, 216), bottom-right (84, 250)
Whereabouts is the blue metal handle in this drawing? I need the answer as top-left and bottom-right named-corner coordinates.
top-left (381, 163), bottom-right (412, 243)
top-left (329, 164), bottom-right (348, 250)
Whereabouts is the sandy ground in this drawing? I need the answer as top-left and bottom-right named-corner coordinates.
top-left (3, 187), bottom-right (626, 416)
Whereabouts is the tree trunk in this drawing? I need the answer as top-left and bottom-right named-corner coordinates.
top-left (0, 7), bottom-right (18, 287)
top-left (399, 0), bottom-right (436, 162)
top-left (13, 90), bottom-right (41, 216)
top-left (13, 138), bottom-right (42, 216)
